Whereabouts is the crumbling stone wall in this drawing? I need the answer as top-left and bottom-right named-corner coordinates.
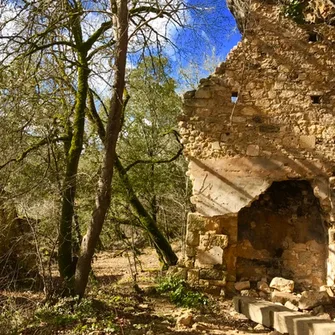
top-left (180, 0), bottom-right (335, 292)
top-left (0, 190), bottom-right (39, 288)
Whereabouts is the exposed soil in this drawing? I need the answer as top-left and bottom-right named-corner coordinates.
top-left (88, 245), bottom-right (273, 335)
top-left (0, 245), bottom-right (273, 335)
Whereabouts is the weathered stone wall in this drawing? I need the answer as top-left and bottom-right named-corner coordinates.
top-left (180, 0), bottom-right (335, 290)
top-left (181, 0), bottom-right (335, 217)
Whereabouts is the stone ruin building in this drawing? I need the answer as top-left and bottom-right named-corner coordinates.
top-left (180, 0), bottom-right (335, 293)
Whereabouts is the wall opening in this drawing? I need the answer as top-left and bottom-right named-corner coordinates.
top-left (308, 32), bottom-right (319, 42)
top-left (311, 95), bottom-right (321, 104)
top-left (231, 91), bottom-right (238, 103)
top-left (236, 180), bottom-right (327, 290)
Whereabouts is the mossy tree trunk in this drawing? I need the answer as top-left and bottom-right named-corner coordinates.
top-left (58, 50), bottom-right (89, 288)
top-left (74, 0), bottom-right (129, 298)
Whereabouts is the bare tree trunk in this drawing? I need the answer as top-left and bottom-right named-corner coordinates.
top-left (74, 0), bottom-right (129, 298)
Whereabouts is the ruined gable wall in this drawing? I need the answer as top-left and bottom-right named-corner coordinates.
top-left (180, 0), bottom-right (335, 217)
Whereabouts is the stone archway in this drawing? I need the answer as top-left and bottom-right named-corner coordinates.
top-left (236, 180), bottom-right (328, 290)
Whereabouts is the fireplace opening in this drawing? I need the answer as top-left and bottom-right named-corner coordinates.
top-left (237, 180), bottom-right (327, 290)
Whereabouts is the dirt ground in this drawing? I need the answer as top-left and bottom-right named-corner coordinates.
top-left (0, 244), bottom-right (275, 335)
top-left (89, 245), bottom-right (273, 335)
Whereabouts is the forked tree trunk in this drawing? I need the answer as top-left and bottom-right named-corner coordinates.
top-left (87, 85), bottom-right (178, 269)
top-left (74, 0), bottom-right (129, 298)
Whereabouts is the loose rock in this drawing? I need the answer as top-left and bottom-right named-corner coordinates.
top-left (270, 277), bottom-right (294, 293)
top-left (235, 281), bottom-right (250, 291)
top-left (176, 311), bottom-right (194, 328)
top-left (298, 290), bottom-right (332, 310)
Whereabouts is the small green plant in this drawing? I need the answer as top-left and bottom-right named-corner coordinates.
top-left (157, 276), bottom-right (208, 309)
top-left (26, 296), bottom-right (118, 334)
top-left (282, 0), bottom-right (305, 24)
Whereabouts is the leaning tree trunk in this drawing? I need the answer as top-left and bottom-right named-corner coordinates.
top-left (87, 86), bottom-right (178, 268)
top-left (115, 157), bottom-right (178, 267)
top-left (74, 0), bottom-right (129, 298)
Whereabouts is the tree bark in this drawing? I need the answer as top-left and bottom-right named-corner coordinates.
top-left (87, 80), bottom-right (178, 269)
top-left (58, 51), bottom-right (89, 285)
top-left (74, 0), bottom-right (129, 298)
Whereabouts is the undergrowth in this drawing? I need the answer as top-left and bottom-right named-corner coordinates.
top-left (0, 295), bottom-right (121, 335)
top-left (157, 276), bottom-right (208, 309)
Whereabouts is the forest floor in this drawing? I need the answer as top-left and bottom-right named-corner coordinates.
top-left (0, 244), bottom-right (274, 335)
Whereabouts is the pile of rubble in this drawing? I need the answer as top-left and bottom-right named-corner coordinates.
top-left (234, 276), bottom-right (335, 319)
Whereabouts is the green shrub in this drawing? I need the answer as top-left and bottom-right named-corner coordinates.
top-left (157, 276), bottom-right (208, 309)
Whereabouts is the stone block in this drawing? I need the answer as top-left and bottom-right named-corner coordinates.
top-left (185, 245), bottom-right (196, 257)
top-left (196, 246), bottom-right (224, 266)
top-left (271, 291), bottom-right (300, 305)
top-left (187, 269), bottom-right (200, 285)
top-left (195, 88), bottom-right (212, 99)
top-left (246, 144), bottom-right (260, 156)
top-left (183, 90), bottom-right (196, 99)
top-left (184, 258), bottom-right (195, 268)
top-left (208, 278), bottom-right (227, 287)
top-left (166, 266), bottom-right (187, 280)
top-left (233, 296), bottom-right (335, 335)
top-left (320, 285), bottom-right (334, 297)
top-left (233, 116), bottom-right (247, 123)
top-left (241, 106), bottom-right (258, 115)
top-left (299, 135), bottom-right (316, 149)
top-left (199, 268), bottom-right (225, 280)
top-left (211, 141), bottom-right (221, 150)
top-left (187, 213), bottom-right (205, 232)
top-left (259, 124), bottom-right (280, 133)
top-left (199, 232), bottom-right (228, 250)
top-left (186, 231), bottom-right (200, 246)
top-left (235, 281), bottom-right (251, 291)
top-left (270, 277), bottom-right (295, 293)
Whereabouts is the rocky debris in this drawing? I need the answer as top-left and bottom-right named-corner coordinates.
top-left (271, 291), bottom-right (300, 305)
top-left (240, 289), bottom-right (258, 297)
top-left (253, 323), bottom-right (269, 331)
top-left (257, 281), bottom-right (270, 293)
top-left (298, 290), bottom-right (332, 310)
top-left (270, 277), bottom-right (294, 293)
top-left (235, 281), bottom-right (250, 291)
top-left (176, 311), bottom-right (194, 328)
top-left (320, 285), bottom-right (335, 297)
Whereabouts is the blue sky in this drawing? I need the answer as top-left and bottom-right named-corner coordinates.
top-left (170, 0), bottom-right (241, 88)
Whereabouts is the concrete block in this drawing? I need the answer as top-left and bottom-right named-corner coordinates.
top-left (233, 296), bottom-right (335, 335)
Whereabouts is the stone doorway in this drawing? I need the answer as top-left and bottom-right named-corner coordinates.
top-left (236, 180), bottom-right (328, 290)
